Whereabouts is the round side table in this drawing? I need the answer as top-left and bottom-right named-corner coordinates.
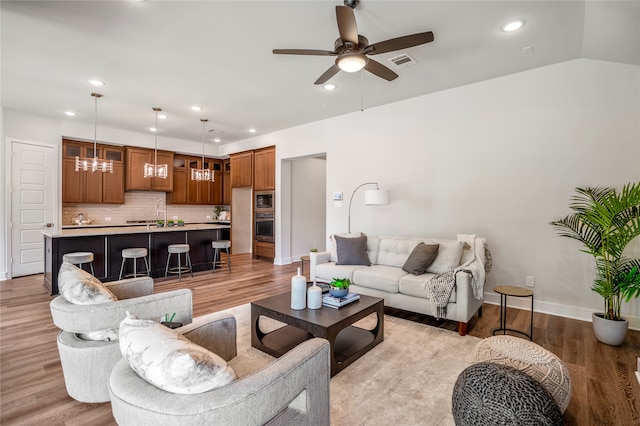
top-left (493, 285), bottom-right (534, 341)
top-left (300, 255), bottom-right (311, 276)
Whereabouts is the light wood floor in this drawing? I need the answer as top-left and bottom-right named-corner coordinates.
top-left (1, 254), bottom-right (639, 425)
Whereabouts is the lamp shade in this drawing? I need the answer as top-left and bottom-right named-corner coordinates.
top-left (364, 189), bottom-right (390, 205)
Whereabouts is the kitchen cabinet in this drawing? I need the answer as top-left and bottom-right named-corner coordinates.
top-left (62, 140), bottom-right (124, 204)
top-left (166, 156), bottom-right (188, 204)
top-left (168, 156), bottom-right (224, 205)
top-left (230, 151), bottom-right (253, 187)
top-left (254, 146), bottom-right (275, 191)
top-left (254, 241), bottom-right (275, 259)
top-left (125, 147), bottom-right (174, 192)
top-left (222, 159), bottom-right (231, 205)
top-left (211, 159), bottom-right (223, 205)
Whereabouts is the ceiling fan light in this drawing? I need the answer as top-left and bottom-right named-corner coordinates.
top-left (337, 53), bottom-right (368, 72)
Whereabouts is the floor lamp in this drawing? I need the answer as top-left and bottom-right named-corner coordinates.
top-left (348, 182), bottom-right (390, 233)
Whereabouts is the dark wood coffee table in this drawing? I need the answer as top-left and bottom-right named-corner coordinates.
top-left (251, 293), bottom-right (384, 376)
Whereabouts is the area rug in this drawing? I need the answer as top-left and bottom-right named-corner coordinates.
top-left (219, 304), bottom-right (482, 426)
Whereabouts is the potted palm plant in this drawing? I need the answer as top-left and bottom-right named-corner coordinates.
top-left (550, 183), bottom-right (640, 346)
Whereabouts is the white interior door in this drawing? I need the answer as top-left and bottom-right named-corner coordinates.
top-left (10, 140), bottom-right (57, 277)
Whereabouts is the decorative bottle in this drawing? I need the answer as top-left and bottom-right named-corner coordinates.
top-left (307, 280), bottom-right (322, 309)
top-left (291, 267), bottom-right (306, 310)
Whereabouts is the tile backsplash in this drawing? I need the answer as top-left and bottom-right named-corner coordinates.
top-left (62, 191), bottom-right (230, 226)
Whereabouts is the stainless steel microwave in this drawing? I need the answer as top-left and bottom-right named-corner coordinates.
top-left (255, 190), bottom-right (274, 212)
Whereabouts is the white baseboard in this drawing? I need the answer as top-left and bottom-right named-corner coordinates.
top-left (483, 292), bottom-right (640, 331)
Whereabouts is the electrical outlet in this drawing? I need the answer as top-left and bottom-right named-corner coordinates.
top-left (172, 215), bottom-right (178, 220)
top-left (206, 215), bottom-right (212, 219)
top-left (526, 276), bottom-right (535, 287)
top-left (105, 217), bottom-right (111, 221)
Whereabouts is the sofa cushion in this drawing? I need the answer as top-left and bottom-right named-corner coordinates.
top-left (335, 235), bottom-right (371, 266)
top-left (315, 262), bottom-right (368, 283)
top-left (119, 312), bottom-right (236, 395)
top-left (376, 238), bottom-right (424, 268)
top-left (58, 262), bottom-right (117, 305)
top-left (425, 240), bottom-right (465, 274)
top-left (399, 274), bottom-right (457, 302)
top-left (353, 265), bottom-right (407, 293)
top-left (402, 243), bottom-right (439, 275)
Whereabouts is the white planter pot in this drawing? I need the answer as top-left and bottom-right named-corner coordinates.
top-left (592, 312), bottom-right (629, 346)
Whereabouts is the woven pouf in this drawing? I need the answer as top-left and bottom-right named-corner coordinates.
top-left (472, 335), bottom-right (571, 412)
top-left (452, 362), bottom-right (563, 426)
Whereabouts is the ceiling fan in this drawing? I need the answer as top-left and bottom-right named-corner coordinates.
top-left (273, 0), bottom-right (434, 85)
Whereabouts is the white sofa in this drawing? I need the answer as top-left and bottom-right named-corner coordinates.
top-left (310, 234), bottom-right (487, 336)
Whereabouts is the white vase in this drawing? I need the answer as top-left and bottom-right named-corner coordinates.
top-left (307, 282), bottom-right (322, 309)
top-left (291, 267), bottom-right (306, 310)
top-left (592, 312), bottom-right (628, 346)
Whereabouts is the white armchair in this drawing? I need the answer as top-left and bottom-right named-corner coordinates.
top-left (49, 276), bottom-right (193, 403)
top-left (109, 311), bottom-right (331, 425)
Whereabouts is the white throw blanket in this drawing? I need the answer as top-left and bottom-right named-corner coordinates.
top-left (427, 236), bottom-right (489, 319)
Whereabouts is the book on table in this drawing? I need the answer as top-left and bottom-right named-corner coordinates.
top-left (322, 292), bottom-right (360, 308)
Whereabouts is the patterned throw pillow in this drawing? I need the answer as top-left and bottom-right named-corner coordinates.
top-left (58, 262), bottom-right (116, 305)
top-left (119, 312), bottom-right (237, 394)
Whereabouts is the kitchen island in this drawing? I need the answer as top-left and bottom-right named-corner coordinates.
top-left (43, 223), bottom-right (230, 295)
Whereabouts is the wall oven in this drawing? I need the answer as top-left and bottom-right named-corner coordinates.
top-left (255, 212), bottom-right (274, 242)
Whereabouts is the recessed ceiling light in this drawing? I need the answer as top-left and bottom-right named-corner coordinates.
top-left (149, 127), bottom-right (157, 132)
top-left (323, 84), bottom-right (336, 91)
top-left (249, 128), bottom-right (257, 133)
top-left (501, 19), bottom-right (525, 32)
top-left (157, 114), bottom-right (167, 119)
top-left (191, 106), bottom-right (202, 112)
top-left (213, 138), bottom-right (221, 143)
top-left (88, 79), bottom-right (105, 86)
top-left (65, 111), bottom-right (77, 116)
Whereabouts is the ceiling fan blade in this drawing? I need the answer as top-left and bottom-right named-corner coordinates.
top-left (273, 49), bottom-right (337, 56)
top-left (336, 6), bottom-right (359, 45)
top-left (314, 64), bottom-right (340, 85)
top-left (365, 31), bottom-right (434, 55)
top-left (364, 58), bottom-right (398, 81)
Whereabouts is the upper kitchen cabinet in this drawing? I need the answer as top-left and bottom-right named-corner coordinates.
top-left (167, 156), bottom-right (223, 205)
top-left (125, 147), bottom-right (174, 192)
top-left (230, 151), bottom-right (253, 188)
top-left (62, 140), bottom-right (125, 204)
top-left (222, 159), bottom-right (231, 205)
top-left (211, 159), bottom-right (224, 205)
top-left (254, 146), bottom-right (275, 191)
top-left (166, 155), bottom-right (188, 204)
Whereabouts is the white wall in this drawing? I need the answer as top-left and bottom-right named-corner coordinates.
top-left (290, 157), bottom-right (326, 260)
top-left (227, 58), bottom-right (640, 329)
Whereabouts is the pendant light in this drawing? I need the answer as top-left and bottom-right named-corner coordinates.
top-left (190, 118), bottom-right (215, 182)
top-left (75, 93), bottom-right (113, 173)
top-left (143, 107), bottom-right (168, 179)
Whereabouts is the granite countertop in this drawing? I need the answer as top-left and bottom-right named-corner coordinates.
top-left (44, 223), bottom-right (230, 238)
top-left (61, 220), bottom-right (231, 229)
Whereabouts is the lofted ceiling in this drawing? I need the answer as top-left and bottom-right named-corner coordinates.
top-left (2, 1), bottom-right (638, 147)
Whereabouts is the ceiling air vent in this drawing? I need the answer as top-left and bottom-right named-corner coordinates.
top-left (388, 53), bottom-right (417, 68)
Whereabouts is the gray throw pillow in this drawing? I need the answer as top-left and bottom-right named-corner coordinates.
top-left (402, 243), bottom-right (440, 275)
top-left (335, 235), bottom-right (371, 266)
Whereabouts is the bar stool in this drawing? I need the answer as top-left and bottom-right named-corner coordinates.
top-left (165, 244), bottom-right (193, 282)
top-left (211, 240), bottom-right (231, 273)
top-left (119, 248), bottom-right (150, 280)
top-left (62, 252), bottom-right (95, 275)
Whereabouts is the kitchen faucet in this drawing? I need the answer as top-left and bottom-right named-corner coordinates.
top-left (156, 199), bottom-right (167, 225)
